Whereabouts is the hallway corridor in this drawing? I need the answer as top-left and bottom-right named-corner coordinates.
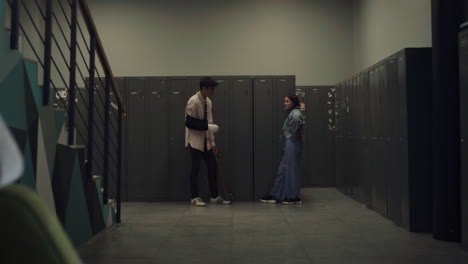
top-left (79, 188), bottom-right (468, 264)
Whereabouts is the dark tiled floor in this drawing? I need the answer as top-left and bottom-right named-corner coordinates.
top-left (79, 188), bottom-right (468, 264)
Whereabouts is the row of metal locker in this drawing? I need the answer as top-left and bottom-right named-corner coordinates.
top-left (334, 48), bottom-right (433, 232)
top-left (117, 76), bottom-right (335, 202)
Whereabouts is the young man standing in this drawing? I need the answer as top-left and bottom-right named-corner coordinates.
top-left (185, 77), bottom-right (231, 206)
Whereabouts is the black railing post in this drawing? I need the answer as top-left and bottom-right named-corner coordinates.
top-left (9, 0), bottom-right (19, 50)
top-left (68, 0), bottom-right (78, 145)
top-left (103, 76), bottom-right (110, 205)
top-left (117, 106), bottom-right (122, 223)
top-left (87, 33), bottom-right (96, 181)
top-left (42, 0), bottom-right (52, 106)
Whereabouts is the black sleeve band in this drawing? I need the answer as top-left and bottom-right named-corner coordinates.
top-left (185, 115), bottom-right (208, 131)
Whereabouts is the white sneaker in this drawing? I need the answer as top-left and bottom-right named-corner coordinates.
top-left (191, 197), bottom-right (206, 207)
top-left (210, 195), bottom-right (232, 205)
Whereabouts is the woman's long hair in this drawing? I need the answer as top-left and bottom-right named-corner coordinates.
top-left (287, 94), bottom-right (301, 109)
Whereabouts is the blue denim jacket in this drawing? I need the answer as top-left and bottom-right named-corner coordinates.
top-left (282, 108), bottom-right (304, 139)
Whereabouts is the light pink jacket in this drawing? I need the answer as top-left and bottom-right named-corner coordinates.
top-left (185, 92), bottom-right (215, 152)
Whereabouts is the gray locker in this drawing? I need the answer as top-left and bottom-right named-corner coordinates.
top-left (147, 78), bottom-right (170, 201)
top-left (386, 58), bottom-right (402, 225)
top-left (229, 77), bottom-right (254, 201)
top-left (360, 71), bottom-right (372, 207)
top-left (299, 86), bottom-right (323, 187)
top-left (121, 75), bottom-right (256, 202)
top-left (116, 78), bottom-right (127, 201)
top-left (169, 78), bottom-right (191, 201)
top-left (253, 76), bottom-right (295, 200)
top-left (334, 48), bottom-right (432, 232)
top-left (335, 82), bottom-right (346, 193)
top-left (108, 77), bottom-right (125, 200)
top-left (398, 49), bottom-right (432, 232)
top-left (298, 86), bottom-right (335, 187)
top-left (368, 67), bottom-right (377, 210)
top-left (374, 64), bottom-right (388, 217)
top-left (253, 78), bottom-right (276, 199)
top-left (126, 78), bottom-right (147, 201)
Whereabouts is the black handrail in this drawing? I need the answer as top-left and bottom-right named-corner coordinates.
top-left (103, 76), bottom-right (110, 205)
top-left (10, 0), bottom-right (19, 49)
top-left (67, 0), bottom-right (77, 146)
top-left (43, 0), bottom-right (52, 105)
top-left (87, 33), bottom-right (96, 183)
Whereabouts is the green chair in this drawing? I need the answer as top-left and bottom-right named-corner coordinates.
top-left (0, 184), bottom-right (83, 264)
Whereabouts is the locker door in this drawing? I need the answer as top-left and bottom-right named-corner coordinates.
top-left (147, 79), bottom-right (170, 201)
top-left (386, 59), bottom-right (402, 224)
top-left (169, 78), bottom-right (190, 201)
top-left (368, 68), bottom-right (377, 208)
top-left (253, 78), bottom-right (275, 199)
top-left (115, 78), bottom-right (127, 201)
top-left (361, 72), bottom-right (372, 205)
top-left (334, 84), bottom-right (342, 192)
top-left (108, 78), bottom-right (124, 200)
top-left (307, 87), bottom-right (325, 186)
top-left (345, 80), bottom-right (351, 195)
top-left (397, 52), bottom-right (411, 228)
top-left (375, 64), bottom-right (388, 216)
top-left (230, 78), bottom-right (254, 201)
top-left (298, 87), bottom-right (309, 187)
top-left (357, 74), bottom-right (365, 202)
top-left (325, 86), bottom-right (336, 186)
top-left (350, 77), bottom-right (358, 199)
top-left (126, 78), bottom-right (147, 201)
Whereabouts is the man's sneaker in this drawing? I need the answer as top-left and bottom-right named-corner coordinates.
top-left (260, 195), bottom-right (278, 204)
top-left (282, 197), bottom-right (302, 205)
top-left (210, 195), bottom-right (232, 205)
top-left (191, 197), bottom-right (206, 207)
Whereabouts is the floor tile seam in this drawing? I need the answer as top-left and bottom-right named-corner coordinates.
top-left (279, 206), bottom-right (314, 264)
top-left (151, 205), bottom-right (192, 258)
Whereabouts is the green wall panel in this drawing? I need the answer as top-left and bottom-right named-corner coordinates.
top-left (65, 155), bottom-right (93, 247)
top-left (54, 111), bottom-right (65, 140)
top-left (20, 138), bottom-right (36, 189)
top-left (24, 61), bottom-right (42, 113)
top-left (39, 107), bottom-right (58, 171)
top-left (0, 61), bottom-right (28, 130)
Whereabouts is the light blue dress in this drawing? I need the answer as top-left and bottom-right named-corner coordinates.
top-left (270, 108), bottom-right (304, 200)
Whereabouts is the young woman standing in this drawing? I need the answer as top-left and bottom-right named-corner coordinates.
top-left (260, 94), bottom-right (305, 205)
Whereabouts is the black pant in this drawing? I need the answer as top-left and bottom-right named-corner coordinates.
top-left (189, 145), bottom-right (218, 199)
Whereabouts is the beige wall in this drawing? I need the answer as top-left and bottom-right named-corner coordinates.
top-left (88, 0), bottom-right (354, 85)
top-left (3, 0), bottom-right (432, 86)
top-left (352, 0), bottom-right (432, 72)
